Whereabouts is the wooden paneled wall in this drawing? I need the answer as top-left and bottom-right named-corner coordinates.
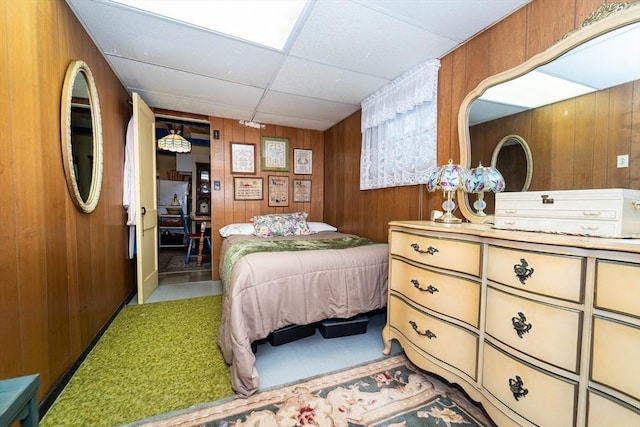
top-left (471, 80), bottom-right (640, 191)
top-left (323, 0), bottom-right (607, 241)
top-left (208, 117), bottom-right (324, 279)
top-left (1, 0), bottom-right (132, 403)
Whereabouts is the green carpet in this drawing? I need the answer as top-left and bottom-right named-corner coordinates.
top-left (41, 295), bottom-right (233, 427)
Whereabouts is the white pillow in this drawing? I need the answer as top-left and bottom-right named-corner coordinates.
top-left (219, 223), bottom-right (254, 237)
top-left (307, 222), bottom-right (338, 233)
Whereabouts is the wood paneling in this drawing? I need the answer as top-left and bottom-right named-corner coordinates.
top-left (1, 0), bottom-right (132, 403)
top-left (208, 118), bottom-right (324, 280)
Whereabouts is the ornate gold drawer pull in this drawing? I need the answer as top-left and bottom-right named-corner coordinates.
top-left (511, 312), bottom-right (532, 338)
top-left (410, 243), bottom-right (439, 255)
top-left (410, 279), bottom-right (439, 294)
top-left (632, 200), bottom-right (640, 209)
top-left (582, 211), bottom-right (602, 216)
top-left (513, 258), bottom-right (534, 284)
top-left (409, 320), bottom-right (437, 339)
top-left (508, 375), bottom-right (528, 401)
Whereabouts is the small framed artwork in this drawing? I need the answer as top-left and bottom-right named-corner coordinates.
top-left (268, 176), bottom-right (289, 207)
top-left (293, 149), bottom-right (313, 175)
top-left (233, 177), bottom-right (263, 201)
top-left (230, 142), bottom-right (256, 174)
top-left (261, 136), bottom-right (289, 172)
top-left (293, 179), bottom-right (311, 203)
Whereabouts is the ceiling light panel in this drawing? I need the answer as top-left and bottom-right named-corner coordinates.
top-left (480, 70), bottom-right (596, 109)
top-left (110, 0), bottom-right (308, 50)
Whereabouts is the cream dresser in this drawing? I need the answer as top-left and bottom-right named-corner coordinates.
top-left (383, 221), bottom-right (640, 426)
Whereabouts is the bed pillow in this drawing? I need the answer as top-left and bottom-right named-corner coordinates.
top-left (219, 223), bottom-right (254, 237)
top-left (251, 212), bottom-right (310, 237)
top-left (307, 222), bottom-right (338, 233)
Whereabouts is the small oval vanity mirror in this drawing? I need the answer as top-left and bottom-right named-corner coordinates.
top-left (61, 60), bottom-right (103, 213)
top-left (491, 135), bottom-right (533, 192)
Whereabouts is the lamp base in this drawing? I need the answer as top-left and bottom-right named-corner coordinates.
top-left (434, 211), bottom-right (462, 223)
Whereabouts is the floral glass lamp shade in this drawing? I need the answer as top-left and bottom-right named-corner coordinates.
top-left (426, 159), bottom-right (472, 223)
top-left (158, 129), bottom-right (191, 153)
top-left (466, 162), bottom-right (506, 216)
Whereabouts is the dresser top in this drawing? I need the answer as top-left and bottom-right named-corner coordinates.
top-left (389, 221), bottom-right (640, 254)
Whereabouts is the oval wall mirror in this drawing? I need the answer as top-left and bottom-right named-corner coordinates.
top-left (457, 2), bottom-right (640, 224)
top-left (61, 60), bottom-right (103, 213)
top-left (491, 135), bottom-right (533, 192)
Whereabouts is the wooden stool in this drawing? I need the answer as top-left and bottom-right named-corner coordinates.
top-left (0, 374), bottom-right (40, 427)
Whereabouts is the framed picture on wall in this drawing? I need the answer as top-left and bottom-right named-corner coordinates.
top-left (293, 149), bottom-right (312, 175)
top-left (234, 177), bottom-right (263, 200)
top-left (268, 176), bottom-right (289, 207)
top-left (261, 136), bottom-right (289, 172)
top-left (293, 179), bottom-right (311, 203)
top-left (230, 142), bottom-right (256, 174)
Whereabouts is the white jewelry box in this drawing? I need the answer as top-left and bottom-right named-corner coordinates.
top-left (493, 188), bottom-right (640, 238)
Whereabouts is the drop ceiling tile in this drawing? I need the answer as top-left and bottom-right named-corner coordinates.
top-left (67, 0), bottom-right (284, 87)
top-left (108, 56), bottom-right (264, 109)
top-left (289, 0), bottom-right (458, 79)
top-left (361, 0), bottom-right (531, 42)
top-left (136, 90), bottom-right (256, 120)
top-left (252, 112), bottom-right (337, 131)
top-left (258, 91), bottom-right (360, 122)
top-left (271, 56), bottom-right (390, 104)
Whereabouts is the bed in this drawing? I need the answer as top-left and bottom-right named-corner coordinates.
top-left (217, 215), bottom-right (389, 397)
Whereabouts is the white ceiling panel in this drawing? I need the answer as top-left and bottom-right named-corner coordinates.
top-left (361, 0), bottom-right (532, 42)
top-left (258, 91), bottom-right (360, 122)
top-left (66, 0), bottom-right (531, 130)
top-left (137, 91), bottom-right (257, 121)
top-left (108, 57), bottom-right (265, 109)
top-left (252, 112), bottom-right (337, 132)
top-left (68, 0), bottom-right (284, 87)
top-left (289, 0), bottom-right (458, 79)
top-left (271, 57), bottom-right (390, 104)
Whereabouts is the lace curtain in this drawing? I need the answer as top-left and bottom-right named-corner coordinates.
top-left (360, 59), bottom-right (440, 190)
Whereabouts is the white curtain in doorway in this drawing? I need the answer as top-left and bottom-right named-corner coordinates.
top-left (360, 59), bottom-right (440, 190)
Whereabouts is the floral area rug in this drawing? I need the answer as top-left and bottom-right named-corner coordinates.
top-left (131, 354), bottom-right (495, 427)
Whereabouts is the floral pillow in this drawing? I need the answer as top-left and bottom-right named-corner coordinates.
top-left (251, 212), bottom-right (310, 237)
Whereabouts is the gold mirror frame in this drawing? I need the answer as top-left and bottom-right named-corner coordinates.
top-left (457, 1), bottom-right (640, 224)
top-left (490, 135), bottom-right (533, 192)
top-left (61, 60), bottom-right (103, 213)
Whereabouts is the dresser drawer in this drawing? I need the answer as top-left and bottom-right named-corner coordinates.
top-left (390, 231), bottom-right (481, 276)
top-left (587, 390), bottom-right (640, 426)
top-left (486, 287), bottom-right (581, 372)
top-left (591, 317), bottom-right (640, 401)
top-left (487, 245), bottom-right (584, 302)
top-left (389, 295), bottom-right (478, 379)
top-left (482, 343), bottom-right (577, 427)
top-left (390, 258), bottom-right (480, 328)
top-left (595, 260), bottom-right (640, 318)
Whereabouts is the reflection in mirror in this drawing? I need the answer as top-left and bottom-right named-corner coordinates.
top-left (458, 2), bottom-right (640, 223)
top-left (61, 60), bottom-right (103, 213)
top-left (491, 135), bottom-right (532, 192)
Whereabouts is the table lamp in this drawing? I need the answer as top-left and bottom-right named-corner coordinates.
top-left (467, 162), bottom-right (506, 216)
top-left (426, 159), bottom-right (472, 223)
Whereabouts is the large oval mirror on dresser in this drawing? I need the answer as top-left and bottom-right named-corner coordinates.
top-left (61, 60), bottom-right (103, 213)
top-left (458, 2), bottom-right (640, 224)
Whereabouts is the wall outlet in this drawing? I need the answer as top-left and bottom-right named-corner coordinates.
top-left (617, 154), bottom-right (629, 168)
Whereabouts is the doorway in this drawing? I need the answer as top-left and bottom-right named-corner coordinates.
top-left (155, 116), bottom-right (212, 284)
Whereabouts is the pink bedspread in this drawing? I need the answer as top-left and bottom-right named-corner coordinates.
top-left (217, 231), bottom-right (389, 396)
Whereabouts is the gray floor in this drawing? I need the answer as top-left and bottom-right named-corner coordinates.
top-left (131, 275), bottom-right (401, 390)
